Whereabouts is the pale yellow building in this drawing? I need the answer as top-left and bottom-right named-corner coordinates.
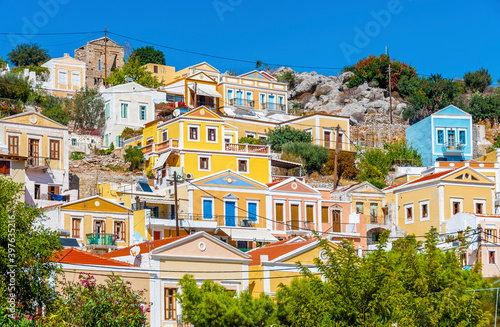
top-left (143, 63), bottom-right (175, 86)
top-left (42, 53), bottom-right (85, 98)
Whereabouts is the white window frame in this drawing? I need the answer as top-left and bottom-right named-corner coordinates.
top-left (161, 129), bottom-right (168, 142)
top-left (71, 216), bottom-right (83, 239)
top-left (71, 70), bottom-right (81, 87)
top-left (201, 197), bottom-right (214, 220)
top-left (224, 134), bottom-right (232, 143)
top-left (246, 199), bottom-right (259, 223)
top-left (404, 203), bottom-right (414, 224)
top-left (489, 249), bottom-right (497, 265)
top-left (304, 128), bottom-right (313, 139)
top-left (237, 157), bottom-right (249, 174)
top-left (120, 102), bottom-right (129, 119)
top-left (323, 128), bottom-right (332, 149)
top-left (188, 124), bottom-right (200, 142)
top-left (258, 134), bottom-right (268, 140)
top-left (245, 132), bottom-right (255, 138)
top-left (419, 200), bottom-right (430, 221)
top-left (206, 125), bottom-right (218, 143)
top-left (198, 155), bottom-right (211, 171)
top-left (274, 200), bottom-right (286, 224)
top-left (139, 104), bottom-right (147, 121)
top-left (71, 138), bottom-right (77, 146)
top-left (474, 199), bottom-right (486, 214)
top-left (92, 217), bottom-right (106, 234)
top-left (227, 88), bottom-right (234, 100)
top-left (58, 69), bottom-right (68, 85)
top-left (436, 128), bottom-right (445, 145)
top-left (450, 197), bottom-right (463, 215)
top-left (289, 201), bottom-right (302, 229)
top-left (458, 128), bottom-right (467, 146)
top-left (259, 93), bottom-right (266, 108)
top-left (113, 219), bottom-right (126, 242)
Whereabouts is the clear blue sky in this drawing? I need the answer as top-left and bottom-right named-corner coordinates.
top-left (1, 0), bottom-right (499, 83)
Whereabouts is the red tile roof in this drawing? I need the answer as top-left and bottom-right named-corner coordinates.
top-left (54, 248), bottom-right (137, 267)
top-left (266, 181), bottom-right (282, 187)
top-left (383, 170), bottom-right (455, 191)
top-left (382, 183), bottom-right (404, 191)
top-left (247, 239), bottom-right (316, 266)
top-left (102, 235), bottom-right (188, 258)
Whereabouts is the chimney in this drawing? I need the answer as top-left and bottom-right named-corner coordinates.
top-left (64, 53), bottom-right (70, 58)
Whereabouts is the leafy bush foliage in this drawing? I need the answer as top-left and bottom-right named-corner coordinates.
top-left (282, 142), bottom-right (329, 174)
top-left (129, 46), bottom-right (166, 66)
top-left (41, 96), bottom-right (70, 125)
top-left (0, 73), bottom-right (30, 102)
top-left (105, 57), bottom-right (160, 88)
top-left (238, 137), bottom-right (262, 145)
top-left (11, 66), bottom-right (49, 81)
top-left (123, 146), bottom-right (144, 170)
top-left (0, 99), bottom-right (22, 118)
top-left (345, 54), bottom-right (417, 92)
top-left (276, 70), bottom-right (296, 87)
top-left (120, 127), bottom-right (144, 140)
top-left (7, 43), bottom-right (50, 67)
top-left (464, 68), bottom-right (492, 93)
top-left (71, 87), bottom-right (105, 130)
top-left (322, 150), bottom-right (359, 180)
top-left (266, 126), bottom-right (312, 151)
top-left (464, 93), bottom-right (500, 123)
top-left (70, 152), bottom-right (84, 160)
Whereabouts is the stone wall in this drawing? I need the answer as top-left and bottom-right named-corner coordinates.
top-left (351, 113), bottom-right (409, 148)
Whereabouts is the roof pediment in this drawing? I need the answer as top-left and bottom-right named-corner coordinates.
top-left (1, 112), bottom-right (67, 129)
top-left (183, 106), bottom-right (223, 120)
top-left (193, 170), bottom-right (267, 190)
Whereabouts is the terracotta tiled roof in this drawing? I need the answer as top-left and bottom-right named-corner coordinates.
top-left (266, 181), bottom-right (281, 187)
top-left (102, 235), bottom-right (188, 258)
top-left (382, 183), bottom-right (405, 191)
top-left (247, 239), bottom-right (316, 266)
top-left (54, 248), bottom-right (137, 267)
top-left (383, 170), bottom-right (455, 191)
top-left (42, 203), bottom-right (65, 209)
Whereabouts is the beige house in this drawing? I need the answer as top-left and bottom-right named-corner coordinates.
top-left (41, 53), bottom-right (85, 98)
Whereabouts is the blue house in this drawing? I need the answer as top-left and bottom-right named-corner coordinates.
top-left (406, 105), bottom-right (473, 167)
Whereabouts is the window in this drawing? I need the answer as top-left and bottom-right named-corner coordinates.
top-left (227, 89), bottom-right (233, 100)
top-left (50, 140), bottom-right (60, 160)
top-left (246, 91), bottom-right (252, 104)
top-left (459, 130), bottom-right (466, 145)
top-left (58, 70), bottom-right (67, 84)
top-left (71, 138), bottom-right (77, 146)
top-left (105, 103), bottom-right (110, 118)
top-left (207, 128), bottom-right (217, 142)
top-left (94, 220), bottom-right (105, 234)
top-left (276, 203), bottom-right (284, 222)
top-left (72, 218), bottom-right (81, 238)
top-left (278, 95), bottom-right (284, 109)
top-left (370, 203), bottom-right (378, 217)
top-left (98, 59), bottom-right (101, 71)
top-left (202, 199), bottom-right (213, 219)
top-left (238, 159), bottom-right (248, 173)
top-left (460, 252), bottom-right (467, 267)
top-left (421, 202), bottom-right (429, 219)
top-left (260, 93), bottom-right (266, 108)
top-left (0, 161), bottom-right (11, 175)
top-left (139, 105), bottom-right (147, 120)
top-left (404, 203), bottom-right (414, 223)
top-left (154, 65), bottom-right (158, 73)
top-left (476, 202), bottom-right (484, 214)
top-left (355, 202), bottom-right (363, 214)
top-left (247, 202), bottom-right (258, 222)
top-left (324, 131), bottom-right (331, 148)
top-left (162, 130), bottom-right (168, 142)
top-left (237, 241), bottom-right (249, 249)
top-left (34, 184), bottom-right (41, 200)
top-left (120, 103), bottom-right (128, 118)
top-left (71, 71), bottom-right (80, 87)
top-left (105, 134), bottom-right (109, 147)
top-left (114, 221), bottom-right (125, 241)
top-left (199, 156), bottom-right (210, 170)
top-left (489, 251), bottom-right (496, 264)
top-left (189, 126), bottom-right (199, 140)
top-left (448, 129), bottom-right (456, 145)
top-left (452, 201), bottom-right (461, 215)
top-left (48, 185), bottom-right (60, 200)
top-left (321, 206), bottom-right (329, 223)
top-left (437, 129), bottom-right (444, 144)
top-left (8, 136), bottom-right (19, 155)
top-left (306, 204), bottom-right (314, 223)
top-left (164, 288), bottom-right (177, 320)
top-left (486, 229), bottom-right (495, 243)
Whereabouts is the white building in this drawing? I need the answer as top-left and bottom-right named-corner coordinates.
top-left (41, 53), bottom-right (86, 98)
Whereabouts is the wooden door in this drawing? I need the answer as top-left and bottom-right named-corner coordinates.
top-left (332, 210), bottom-right (341, 232)
top-left (324, 131), bottom-right (331, 148)
top-left (291, 204), bottom-right (299, 230)
top-left (153, 231), bottom-right (161, 240)
top-left (28, 139), bottom-right (39, 165)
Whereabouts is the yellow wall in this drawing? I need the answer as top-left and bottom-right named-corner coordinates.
top-left (143, 63), bottom-right (175, 85)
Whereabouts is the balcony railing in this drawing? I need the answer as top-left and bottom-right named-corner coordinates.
top-left (229, 98), bottom-right (255, 108)
top-left (260, 102), bottom-right (286, 111)
top-left (141, 143), bottom-right (153, 154)
top-left (174, 214), bottom-right (257, 227)
top-left (225, 143), bottom-right (270, 154)
top-left (26, 156), bottom-right (50, 168)
top-left (86, 233), bottom-right (117, 247)
top-left (442, 142), bottom-right (464, 154)
top-left (289, 220), bottom-right (314, 231)
top-left (156, 139), bottom-right (180, 152)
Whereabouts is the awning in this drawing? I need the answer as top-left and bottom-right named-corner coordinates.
top-left (271, 158), bottom-right (302, 169)
top-left (188, 83), bottom-right (222, 98)
top-left (136, 196), bottom-right (174, 204)
top-left (219, 228), bottom-right (278, 243)
top-left (153, 151), bottom-right (171, 170)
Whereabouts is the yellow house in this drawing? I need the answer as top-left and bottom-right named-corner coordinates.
top-left (0, 111), bottom-right (73, 206)
top-left (41, 53), bottom-right (85, 98)
top-left (247, 237), bottom-right (335, 296)
top-left (217, 70), bottom-right (288, 114)
top-left (141, 107), bottom-right (271, 185)
top-left (103, 231), bottom-right (251, 326)
top-left (43, 195), bottom-right (134, 254)
top-left (383, 167), bottom-right (495, 236)
top-left (143, 63), bottom-right (175, 86)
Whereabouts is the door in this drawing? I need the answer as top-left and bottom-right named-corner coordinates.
top-left (248, 202), bottom-right (257, 222)
top-left (203, 199), bottom-right (213, 219)
top-left (448, 130), bottom-right (456, 148)
top-left (291, 204), bottom-right (299, 230)
top-left (268, 95), bottom-right (275, 110)
top-left (153, 231), bottom-right (161, 240)
top-left (28, 139), bottom-right (39, 166)
top-left (246, 92), bottom-right (252, 106)
top-left (225, 201), bottom-right (236, 227)
top-left (236, 90), bottom-right (243, 106)
top-left (332, 210), bottom-right (341, 232)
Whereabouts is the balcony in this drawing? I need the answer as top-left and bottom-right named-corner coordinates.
top-left (26, 156), bottom-right (50, 170)
top-left (86, 233), bottom-right (117, 250)
top-left (229, 98), bottom-right (255, 108)
top-left (260, 102), bottom-right (286, 111)
top-left (156, 139), bottom-right (180, 152)
top-left (225, 143), bottom-right (270, 154)
top-left (141, 143), bottom-right (153, 154)
top-left (442, 142), bottom-right (464, 155)
top-left (290, 220), bottom-right (314, 231)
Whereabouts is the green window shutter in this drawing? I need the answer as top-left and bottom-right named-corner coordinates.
top-left (105, 103), bottom-right (110, 118)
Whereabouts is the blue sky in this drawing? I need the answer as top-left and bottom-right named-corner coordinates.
top-left (1, 0), bottom-right (499, 83)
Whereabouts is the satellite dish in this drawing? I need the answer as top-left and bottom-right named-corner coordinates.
top-left (130, 245), bottom-right (141, 257)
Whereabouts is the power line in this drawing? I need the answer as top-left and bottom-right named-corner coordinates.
top-left (0, 31), bottom-right (102, 35)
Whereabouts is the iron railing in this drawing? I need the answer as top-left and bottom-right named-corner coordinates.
top-left (26, 156), bottom-right (50, 167)
top-left (86, 233), bottom-right (117, 246)
top-left (229, 98), bottom-right (255, 108)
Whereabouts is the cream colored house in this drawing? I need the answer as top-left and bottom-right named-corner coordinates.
top-left (42, 53), bottom-right (85, 98)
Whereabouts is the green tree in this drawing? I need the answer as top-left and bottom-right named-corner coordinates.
top-left (276, 70), bottom-right (296, 88)
top-left (7, 43), bottom-right (50, 67)
top-left (41, 96), bottom-right (70, 125)
top-left (129, 46), bottom-right (166, 66)
top-left (238, 136), bottom-right (262, 145)
top-left (464, 68), bottom-right (492, 93)
top-left (384, 140), bottom-right (422, 167)
top-left (0, 177), bottom-right (62, 318)
top-left (105, 57), bottom-right (160, 88)
top-left (282, 142), bottom-right (329, 174)
top-left (43, 273), bottom-right (149, 326)
top-left (177, 275), bottom-right (277, 327)
top-left (266, 126), bottom-right (312, 151)
top-left (322, 150), bottom-right (359, 180)
top-left (71, 87), bottom-right (105, 130)
top-left (465, 92), bottom-right (500, 122)
top-left (0, 72), bottom-right (30, 102)
top-left (123, 146), bottom-right (144, 170)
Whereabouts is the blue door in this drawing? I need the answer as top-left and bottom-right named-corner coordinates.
top-left (236, 91), bottom-right (243, 106)
top-left (225, 201), bottom-right (236, 226)
top-left (268, 95), bottom-right (275, 110)
top-left (203, 199), bottom-right (213, 219)
top-left (248, 202), bottom-right (257, 222)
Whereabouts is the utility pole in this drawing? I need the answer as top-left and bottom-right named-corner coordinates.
top-left (104, 26), bottom-right (108, 87)
top-left (477, 226), bottom-right (483, 274)
top-left (173, 171), bottom-right (179, 236)
top-left (388, 55), bottom-right (393, 125)
top-left (333, 125), bottom-right (340, 189)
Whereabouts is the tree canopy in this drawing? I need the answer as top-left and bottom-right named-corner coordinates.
top-left (7, 43), bottom-right (50, 67)
top-left (282, 142), bottom-right (329, 174)
top-left (464, 68), bottom-right (492, 93)
top-left (129, 46), bottom-right (166, 66)
top-left (71, 87), bottom-right (105, 130)
top-left (105, 57), bottom-right (160, 88)
top-left (266, 126), bottom-right (312, 151)
top-left (123, 146), bottom-right (144, 171)
top-left (41, 96), bottom-right (70, 125)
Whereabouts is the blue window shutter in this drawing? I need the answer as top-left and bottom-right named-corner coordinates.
top-left (203, 200), bottom-right (212, 219)
top-left (228, 89), bottom-right (233, 100)
top-left (248, 202), bottom-right (257, 221)
top-left (98, 60), bottom-right (101, 71)
top-left (170, 204), bottom-right (175, 220)
top-left (459, 130), bottom-right (466, 144)
top-left (437, 130), bottom-right (443, 144)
